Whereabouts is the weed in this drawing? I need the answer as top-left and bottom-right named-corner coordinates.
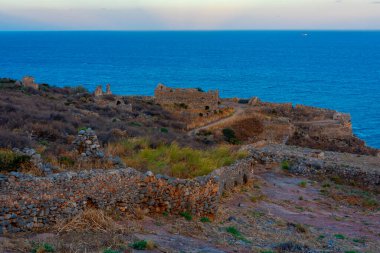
top-left (222, 128), bottom-right (239, 144)
top-left (295, 223), bottom-right (307, 233)
top-left (251, 211), bottom-right (265, 218)
top-left (226, 226), bottom-right (241, 237)
top-left (226, 226), bottom-right (250, 242)
top-left (352, 238), bottom-right (365, 244)
top-left (298, 181), bottom-right (307, 188)
top-left (162, 211), bottom-right (169, 217)
top-left (58, 156), bottom-right (75, 167)
top-left (31, 243), bottom-right (55, 253)
top-left (318, 235), bottom-right (325, 240)
top-left (200, 217), bottom-right (211, 223)
top-left (362, 198), bottom-right (378, 208)
top-left (180, 211), bottom-right (192, 221)
top-left (251, 195), bottom-right (266, 203)
top-left (160, 127), bottom-right (168, 133)
top-left (0, 149), bottom-right (31, 172)
top-left (281, 160), bottom-right (290, 170)
top-left (129, 240), bottom-right (147, 250)
top-left (103, 249), bottom-right (119, 253)
top-left (334, 234), bottom-right (345, 240)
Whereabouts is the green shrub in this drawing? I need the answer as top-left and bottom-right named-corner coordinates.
top-left (160, 127), bottom-right (168, 133)
top-left (58, 156), bottom-right (75, 167)
top-left (180, 211), bottom-right (192, 221)
top-left (334, 234), bottom-right (345, 239)
top-left (298, 181), bottom-right (307, 188)
top-left (129, 240), bottom-right (147, 250)
top-left (226, 226), bottom-right (250, 242)
top-left (222, 128), bottom-right (239, 144)
top-left (0, 149), bottom-right (31, 172)
top-left (31, 243), bottom-right (55, 253)
top-left (200, 217), bottom-right (211, 223)
top-left (103, 249), bottom-right (120, 253)
top-left (281, 160), bottom-right (290, 170)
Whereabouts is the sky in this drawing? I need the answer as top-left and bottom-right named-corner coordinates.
top-left (0, 0), bottom-right (379, 31)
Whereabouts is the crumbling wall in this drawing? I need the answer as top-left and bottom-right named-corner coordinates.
top-left (249, 144), bottom-right (380, 190)
top-left (154, 84), bottom-right (220, 112)
top-left (0, 158), bottom-right (252, 234)
top-left (20, 76), bottom-right (39, 90)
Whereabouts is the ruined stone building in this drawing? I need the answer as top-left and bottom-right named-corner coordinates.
top-left (94, 84), bottom-right (112, 97)
top-left (154, 83), bottom-right (220, 113)
top-left (19, 76), bottom-right (39, 90)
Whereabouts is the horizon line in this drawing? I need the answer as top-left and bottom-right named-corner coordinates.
top-left (1, 29), bottom-right (380, 32)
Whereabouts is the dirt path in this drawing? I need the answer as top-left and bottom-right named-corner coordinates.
top-left (188, 105), bottom-right (247, 135)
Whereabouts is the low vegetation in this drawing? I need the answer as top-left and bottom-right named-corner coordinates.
top-left (107, 138), bottom-right (248, 178)
top-left (0, 148), bottom-right (31, 172)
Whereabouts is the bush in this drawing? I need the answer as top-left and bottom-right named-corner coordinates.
top-left (31, 243), bottom-right (55, 253)
top-left (180, 211), bottom-right (192, 221)
top-left (0, 149), bottom-right (31, 172)
top-left (222, 128), bottom-right (239, 144)
top-left (281, 160), bottom-right (290, 170)
top-left (200, 217), bottom-right (211, 223)
top-left (58, 156), bottom-right (75, 167)
top-left (129, 240), bottom-right (147, 250)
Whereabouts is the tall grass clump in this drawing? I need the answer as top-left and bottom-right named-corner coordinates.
top-left (0, 148), bottom-right (31, 172)
top-left (107, 138), bottom-right (248, 178)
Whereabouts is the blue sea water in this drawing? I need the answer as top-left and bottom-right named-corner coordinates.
top-left (0, 31), bottom-right (379, 148)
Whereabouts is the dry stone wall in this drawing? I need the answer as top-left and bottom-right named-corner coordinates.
top-left (249, 144), bottom-right (380, 190)
top-left (0, 158), bottom-right (253, 234)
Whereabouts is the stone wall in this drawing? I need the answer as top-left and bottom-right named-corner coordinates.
top-left (249, 144), bottom-right (380, 190)
top-left (20, 76), bottom-right (39, 90)
top-left (154, 84), bottom-right (220, 112)
top-left (0, 158), bottom-right (252, 234)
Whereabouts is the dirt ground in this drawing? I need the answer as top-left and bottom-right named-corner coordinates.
top-left (1, 165), bottom-right (379, 253)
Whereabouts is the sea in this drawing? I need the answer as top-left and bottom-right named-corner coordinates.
top-left (0, 31), bottom-right (379, 148)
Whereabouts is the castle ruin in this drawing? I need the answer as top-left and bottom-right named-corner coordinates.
top-left (154, 83), bottom-right (220, 113)
top-left (20, 76), bottom-right (39, 90)
top-left (94, 84), bottom-right (112, 97)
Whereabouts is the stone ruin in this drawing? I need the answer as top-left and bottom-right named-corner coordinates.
top-left (93, 84), bottom-right (112, 97)
top-left (0, 155), bottom-right (252, 234)
top-left (154, 83), bottom-right (220, 113)
top-left (16, 76), bottom-right (39, 90)
top-left (12, 148), bottom-right (58, 175)
top-left (72, 128), bottom-right (104, 159)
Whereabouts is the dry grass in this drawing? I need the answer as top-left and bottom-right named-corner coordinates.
top-left (57, 208), bottom-right (121, 234)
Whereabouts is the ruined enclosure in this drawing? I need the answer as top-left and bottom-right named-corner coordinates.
top-left (154, 84), bottom-right (220, 113)
top-left (0, 158), bottom-right (253, 234)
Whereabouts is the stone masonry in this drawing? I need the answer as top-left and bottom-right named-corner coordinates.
top-left (0, 158), bottom-right (253, 234)
top-left (19, 76), bottom-right (39, 90)
top-left (249, 144), bottom-right (380, 190)
top-left (154, 83), bottom-right (220, 112)
top-left (72, 128), bottom-right (104, 159)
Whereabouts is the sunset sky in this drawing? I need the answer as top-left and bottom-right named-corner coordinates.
top-left (0, 0), bottom-right (379, 30)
